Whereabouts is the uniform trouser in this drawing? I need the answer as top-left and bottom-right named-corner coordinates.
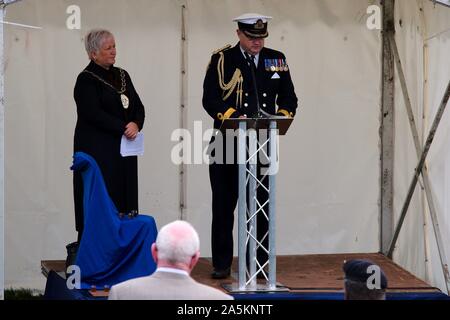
top-left (209, 162), bottom-right (269, 271)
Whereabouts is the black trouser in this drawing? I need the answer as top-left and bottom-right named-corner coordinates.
top-left (209, 138), bottom-right (270, 271)
top-left (73, 172), bottom-right (84, 243)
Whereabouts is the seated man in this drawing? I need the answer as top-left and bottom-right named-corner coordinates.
top-left (343, 259), bottom-right (388, 300)
top-left (108, 220), bottom-right (233, 300)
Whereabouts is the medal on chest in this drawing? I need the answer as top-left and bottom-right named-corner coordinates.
top-left (121, 94), bottom-right (129, 109)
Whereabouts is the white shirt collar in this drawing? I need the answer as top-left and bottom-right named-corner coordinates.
top-left (239, 46), bottom-right (259, 67)
top-left (156, 267), bottom-right (189, 277)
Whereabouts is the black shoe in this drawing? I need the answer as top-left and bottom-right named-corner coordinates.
top-left (65, 241), bottom-right (79, 277)
top-left (211, 268), bottom-right (231, 279)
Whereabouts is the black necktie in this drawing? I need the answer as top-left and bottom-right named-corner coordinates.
top-left (245, 53), bottom-right (256, 68)
top-left (250, 54), bottom-right (255, 66)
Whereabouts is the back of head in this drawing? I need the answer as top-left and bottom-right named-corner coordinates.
top-left (343, 259), bottom-right (388, 300)
top-left (155, 220), bottom-right (200, 265)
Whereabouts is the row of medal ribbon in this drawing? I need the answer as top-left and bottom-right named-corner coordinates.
top-left (264, 59), bottom-right (289, 72)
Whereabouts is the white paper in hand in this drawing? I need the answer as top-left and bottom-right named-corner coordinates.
top-left (120, 132), bottom-right (144, 157)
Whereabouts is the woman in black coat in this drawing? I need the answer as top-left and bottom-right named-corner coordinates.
top-left (73, 29), bottom-right (145, 241)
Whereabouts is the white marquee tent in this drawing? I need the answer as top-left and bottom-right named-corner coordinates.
top-left (1, 0), bottom-right (450, 297)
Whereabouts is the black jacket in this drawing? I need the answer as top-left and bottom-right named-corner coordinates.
top-left (73, 61), bottom-right (145, 232)
top-left (203, 43), bottom-right (298, 129)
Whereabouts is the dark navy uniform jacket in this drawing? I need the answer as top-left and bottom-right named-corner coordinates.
top-left (203, 43), bottom-right (298, 129)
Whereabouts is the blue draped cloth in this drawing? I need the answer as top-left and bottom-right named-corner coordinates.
top-left (71, 152), bottom-right (157, 289)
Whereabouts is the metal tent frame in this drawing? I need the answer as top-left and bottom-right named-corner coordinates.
top-left (432, 0), bottom-right (450, 9)
top-left (1, 0), bottom-right (23, 300)
top-left (380, 0), bottom-right (450, 294)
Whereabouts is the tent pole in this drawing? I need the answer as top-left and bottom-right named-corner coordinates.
top-left (380, 0), bottom-right (395, 255)
top-left (0, 3), bottom-right (5, 301)
top-left (418, 4), bottom-right (433, 288)
top-left (179, 3), bottom-right (187, 220)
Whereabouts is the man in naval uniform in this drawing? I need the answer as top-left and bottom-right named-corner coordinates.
top-left (202, 13), bottom-right (298, 279)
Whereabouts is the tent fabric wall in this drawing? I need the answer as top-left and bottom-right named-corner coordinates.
top-left (185, 0), bottom-right (381, 258)
top-left (422, 0), bottom-right (450, 293)
top-left (393, 0), bottom-right (450, 293)
top-left (2, 0), bottom-right (448, 293)
top-left (4, 0), bottom-right (183, 290)
top-left (392, 0), bottom-right (427, 286)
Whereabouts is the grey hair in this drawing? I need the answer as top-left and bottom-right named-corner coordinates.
top-left (344, 279), bottom-right (386, 300)
top-left (155, 220), bottom-right (200, 265)
top-left (84, 29), bottom-right (114, 59)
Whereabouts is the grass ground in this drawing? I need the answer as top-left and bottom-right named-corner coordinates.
top-left (4, 288), bottom-right (43, 300)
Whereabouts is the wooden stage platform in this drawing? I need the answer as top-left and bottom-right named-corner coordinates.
top-left (41, 252), bottom-right (441, 296)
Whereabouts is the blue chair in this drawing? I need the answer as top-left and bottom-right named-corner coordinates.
top-left (71, 152), bottom-right (157, 290)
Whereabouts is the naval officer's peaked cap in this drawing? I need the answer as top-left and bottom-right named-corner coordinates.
top-left (233, 13), bottom-right (272, 38)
